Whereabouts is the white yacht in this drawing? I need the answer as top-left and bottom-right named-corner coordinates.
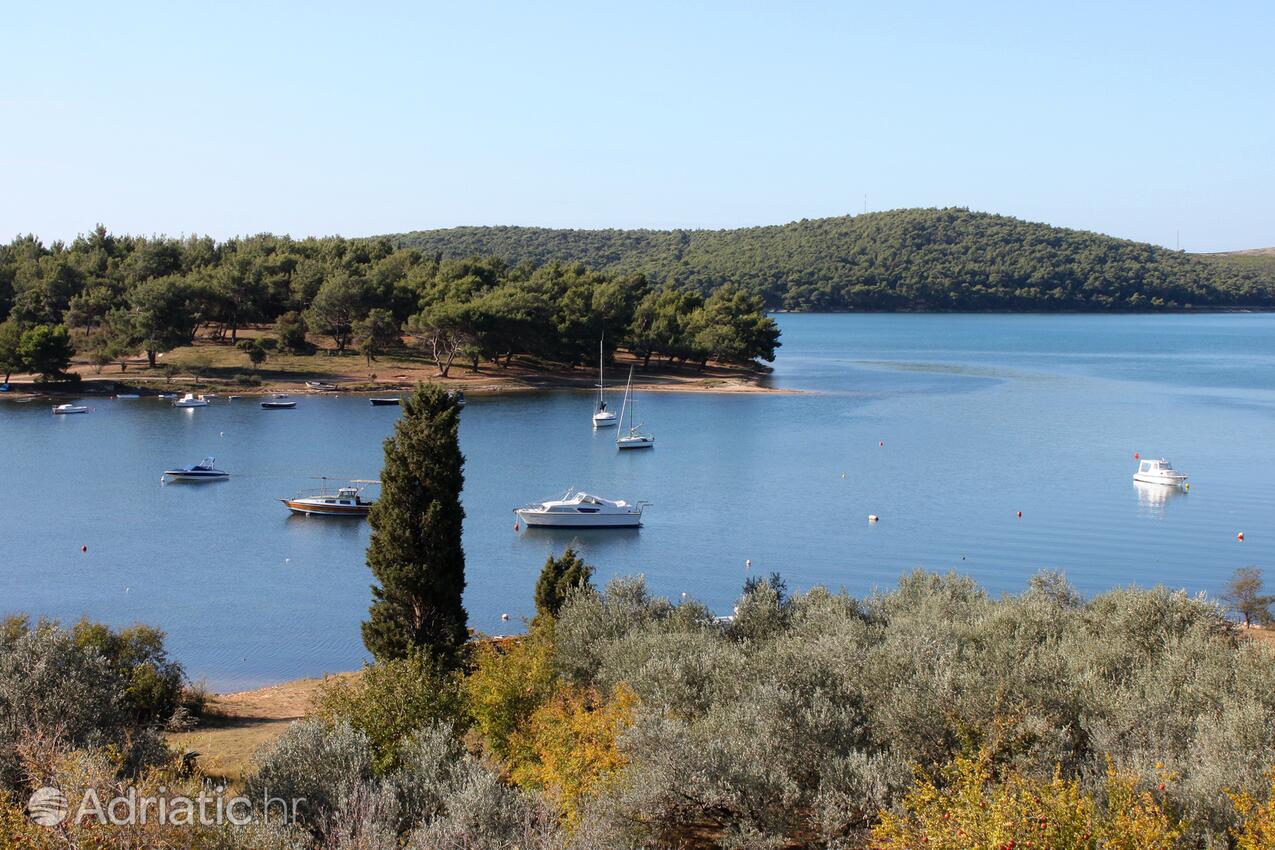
top-left (51, 403), bottom-right (89, 415)
top-left (173, 393), bottom-right (210, 408)
top-left (282, 480), bottom-right (379, 517)
top-left (1133, 458), bottom-right (1187, 487)
top-left (616, 365), bottom-right (654, 449)
top-left (592, 340), bottom-right (618, 428)
top-left (163, 457), bottom-right (229, 482)
top-left (514, 489), bottom-right (646, 528)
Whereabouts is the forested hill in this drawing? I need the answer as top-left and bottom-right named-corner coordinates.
top-left (393, 208), bottom-right (1275, 311)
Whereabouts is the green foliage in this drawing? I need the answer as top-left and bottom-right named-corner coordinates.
top-left (69, 618), bottom-right (186, 725)
top-left (275, 309), bottom-right (309, 352)
top-left (311, 654), bottom-right (466, 773)
top-left (363, 384), bottom-right (468, 666)
top-left (305, 271), bottom-right (364, 352)
top-left (16, 323), bottom-right (74, 380)
top-left (1224, 566), bottom-right (1274, 627)
top-left (533, 547), bottom-right (595, 623)
top-left (394, 208), bottom-right (1275, 311)
top-left (355, 307), bottom-right (400, 365)
top-left (465, 632), bottom-right (557, 762)
top-left (0, 320), bottom-right (25, 381)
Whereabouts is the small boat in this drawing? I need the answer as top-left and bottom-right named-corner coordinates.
top-left (163, 456), bottom-right (229, 482)
top-left (158, 393), bottom-right (177, 400)
top-left (370, 397), bottom-right (401, 406)
top-left (281, 481), bottom-right (379, 517)
top-left (592, 340), bottom-right (617, 428)
top-left (616, 366), bottom-right (654, 449)
top-left (305, 381), bottom-right (337, 391)
top-left (514, 488), bottom-right (646, 528)
top-left (1133, 458), bottom-right (1188, 487)
top-left (114, 394), bottom-right (139, 399)
top-left (272, 393), bottom-right (290, 398)
top-left (173, 393), bottom-right (209, 408)
top-left (228, 395), bottom-right (241, 401)
top-left (449, 390), bottom-right (466, 407)
top-left (261, 400), bottom-right (297, 409)
top-left (52, 403), bottom-right (89, 415)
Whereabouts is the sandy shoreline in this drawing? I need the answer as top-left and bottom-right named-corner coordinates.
top-left (2, 343), bottom-right (798, 399)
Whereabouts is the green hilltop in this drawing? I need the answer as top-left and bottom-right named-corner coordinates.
top-left (393, 208), bottom-right (1275, 311)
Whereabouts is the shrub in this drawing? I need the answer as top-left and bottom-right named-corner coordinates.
top-left (508, 683), bottom-right (636, 826)
top-left (311, 655), bottom-right (466, 773)
top-left (872, 751), bottom-right (1185, 850)
top-left (465, 631), bottom-right (556, 762)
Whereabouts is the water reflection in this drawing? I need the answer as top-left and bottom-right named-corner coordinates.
top-left (1133, 480), bottom-right (1188, 517)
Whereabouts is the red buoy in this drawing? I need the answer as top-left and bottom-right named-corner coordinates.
top-left (1016, 511), bottom-right (1022, 519)
top-left (513, 522), bottom-right (520, 532)
top-left (1238, 532), bottom-right (1245, 542)
top-left (1134, 452), bottom-right (1140, 459)
top-left (81, 545), bottom-right (87, 553)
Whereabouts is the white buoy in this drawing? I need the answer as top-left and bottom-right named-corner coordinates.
top-left (500, 613), bottom-right (510, 621)
top-left (868, 514), bottom-right (879, 523)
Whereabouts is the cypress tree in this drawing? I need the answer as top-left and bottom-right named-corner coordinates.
top-left (362, 384), bottom-right (468, 665)
top-left (533, 546), bottom-right (595, 623)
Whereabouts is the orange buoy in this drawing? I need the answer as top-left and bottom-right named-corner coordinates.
top-left (1238, 532), bottom-right (1245, 542)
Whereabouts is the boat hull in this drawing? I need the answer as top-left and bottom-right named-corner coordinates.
top-left (164, 472), bottom-right (229, 481)
top-left (281, 499), bottom-right (372, 517)
top-left (261, 402), bottom-right (297, 409)
top-left (370, 398), bottom-right (400, 406)
top-left (515, 509), bottom-right (642, 528)
top-left (52, 407), bottom-right (88, 415)
top-left (1132, 473), bottom-right (1187, 486)
top-left (592, 413), bottom-right (618, 427)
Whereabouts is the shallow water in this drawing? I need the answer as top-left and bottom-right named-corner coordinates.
top-left (3, 313), bottom-right (1273, 689)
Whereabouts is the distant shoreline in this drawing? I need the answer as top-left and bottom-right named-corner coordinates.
top-left (1, 342), bottom-right (792, 400)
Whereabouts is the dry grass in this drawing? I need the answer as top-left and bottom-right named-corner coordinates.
top-left (167, 673), bottom-right (357, 784)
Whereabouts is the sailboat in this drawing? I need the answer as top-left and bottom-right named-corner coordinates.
top-left (616, 366), bottom-right (654, 449)
top-left (592, 339), bottom-right (618, 428)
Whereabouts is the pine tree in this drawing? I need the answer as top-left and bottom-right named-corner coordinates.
top-left (533, 546), bottom-right (595, 623)
top-left (362, 384), bottom-right (468, 665)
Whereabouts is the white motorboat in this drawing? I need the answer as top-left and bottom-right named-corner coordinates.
top-left (173, 393), bottom-right (210, 408)
top-left (305, 381), bottom-right (337, 391)
top-left (514, 488), bottom-right (646, 528)
top-left (616, 365), bottom-right (654, 449)
top-left (163, 456), bottom-right (229, 482)
top-left (592, 340), bottom-right (617, 428)
top-left (1133, 458), bottom-right (1188, 487)
top-left (52, 403), bottom-right (89, 415)
top-left (282, 480), bottom-right (378, 517)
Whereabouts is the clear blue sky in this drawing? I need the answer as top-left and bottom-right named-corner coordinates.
top-left (2, 0), bottom-right (1271, 250)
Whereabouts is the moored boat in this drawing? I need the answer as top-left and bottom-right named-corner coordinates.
top-left (305, 381), bottom-right (337, 391)
top-left (281, 481), bottom-right (378, 517)
top-left (173, 393), bottom-right (210, 408)
top-left (261, 400), bottom-right (297, 409)
top-left (592, 340), bottom-right (617, 428)
top-left (1133, 458), bottom-right (1188, 487)
top-left (52, 403), bottom-right (89, 415)
top-left (616, 365), bottom-right (654, 449)
top-left (370, 397), bottom-right (401, 406)
top-left (163, 456), bottom-right (229, 482)
top-left (514, 489), bottom-right (646, 528)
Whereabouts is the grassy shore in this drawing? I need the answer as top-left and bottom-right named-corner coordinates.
top-left (3, 328), bottom-right (788, 399)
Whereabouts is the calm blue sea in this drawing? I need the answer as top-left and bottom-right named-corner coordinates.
top-left (3, 313), bottom-right (1273, 690)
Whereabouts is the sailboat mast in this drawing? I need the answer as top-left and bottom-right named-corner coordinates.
top-left (597, 338), bottom-right (605, 409)
top-left (617, 366), bottom-right (632, 442)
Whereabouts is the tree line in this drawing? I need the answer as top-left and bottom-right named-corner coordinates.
top-left (393, 207), bottom-right (1275, 311)
top-left (0, 226), bottom-right (780, 382)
